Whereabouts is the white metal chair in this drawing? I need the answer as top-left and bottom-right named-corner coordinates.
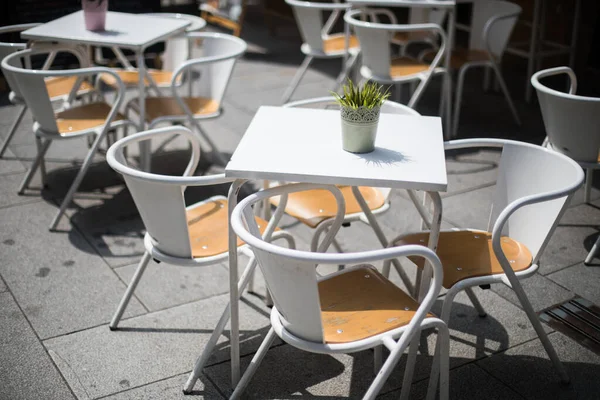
top-left (344, 9), bottom-right (447, 110)
top-left (1, 45), bottom-right (135, 231)
top-left (423, 0), bottom-right (522, 138)
top-left (125, 32), bottom-right (246, 167)
top-left (97, 13), bottom-right (206, 92)
top-left (0, 23), bottom-right (96, 158)
top-left (282, 0), bottom-right (360, 104)
top-left (105, 126), bottom-right (295, 330)
top-left (385, 139), bottom-right (583, 399)
top-left (391, 8), bottom-right (448, 56)
top-left (229, 183), bottom-right (449, 400)
top-left (531, 66), bottom-right (600, 265)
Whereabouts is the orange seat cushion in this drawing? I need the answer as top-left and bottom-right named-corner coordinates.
top-left (323, 34), bottom-right (360, 54)
top-left (269, 186), bottom-right (386, 228)
top-left (390, 57), bottom-right (430, 77)
top-left (319, 266), bottom-right (434, 344)
top-left (45, 76), bottom-right (94, 99)
top-left (55, 102), bottom-right (126, 135)
top-left (99, 69), bottom-right (178, 88)
top-left (422, 48), bottom-right (491, 70)
top-left (187, 199), bottom-right (274, 258)
top-left (394, 230), bottom-right (533, 288)
top-left (142, 97), bottom-right (220, 121)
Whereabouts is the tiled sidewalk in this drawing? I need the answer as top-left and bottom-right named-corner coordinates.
top-left (1, 20), bottom-right (600, 400)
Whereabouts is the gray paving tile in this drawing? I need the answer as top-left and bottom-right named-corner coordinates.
top-left (439, 185), bottom-right (495, 230)
top-left (0, 201), bottom-right (145, 339)
top-left (443, 149), bottom-right (500, 196)
top-left (0, 172), bottom-right (44, 210)
top-left (102, 372), bottom-right (225, 400)
top-left (207, 343), bottom-right (381, 399)
top-left (45, 293), bottom-right (274, 399)
top-left (0, 104), bottom-right (35, 147)
top-left (0, 275), bottom-right (7, 292)
top-left (491, 273), bottom-right (575, 312)
top-left (547, 262), bottom-right (600, 306)
top-left (114, 259), bottom-right (230, 312)
top-left (381, 363), bottom-right (524, 400)
top-left (478, 331), bottom-right (600, 400)
top-left (539, 203), bottom-right (599, 275)
top-left (0, 292), bottom-right (76, 400)
top-left (0, 147), bottom-right (26, 175)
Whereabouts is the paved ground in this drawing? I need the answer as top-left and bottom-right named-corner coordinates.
top-left (1, 15), bottom-right (600, 400)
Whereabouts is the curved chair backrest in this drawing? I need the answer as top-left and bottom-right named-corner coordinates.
top-left (0, 23), bottom-right (40, 62)
top-left (107, 126), bottom-right (233, 259)
top-left (283, 96), bottom-right (420, 116)
top-left (446, 139), bottom-right (584, 263)
top-left (409, 8), bottom-right (447, 26)
top-left (172, 32), bottom-right (246, 106)
top-left (231, 183), bottom-right (444, 344)
top-left (345, 9), bottom-right (446, 81)
top-left (0, 23), bottom-right (42, 99)
top-left (531, 67), bottom-right (600, 164)
top-left (284, 0), bottom-right (352, 54)
top-left (470, 0), bottom-right (521, 58)
top-left (1, 46), bottom-right (90, 133)
top-left (145, 13), bottom-right (206, 72)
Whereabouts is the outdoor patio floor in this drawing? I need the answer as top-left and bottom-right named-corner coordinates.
top-left (1, 17), bottom-right (600, 400)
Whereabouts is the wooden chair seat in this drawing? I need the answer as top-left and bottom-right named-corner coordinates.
top-left (392, 31), bottom-right (434, 44)
top-left (394, 230), bottom-right (533, 288)
top-left (323, 34), bottom-right (360, 54)
top-left (319, 266), bottom-right (433, 344)
top-left (55, 102), bottom-right (126, 135)
top-left (187, 199), bottom-right (273, 258)
top-left (269, 186), bottom-right (386, 228)
top-left (45, 76), bottom-right (94, 99)
top-left (141, 97), bottom-right (220, 121)
top-left (422, 48), bottom-right (492, 70)
top-left (390, 57), bottom-right (430, 78)
top-left (99, 69), bottom-right (178, 88)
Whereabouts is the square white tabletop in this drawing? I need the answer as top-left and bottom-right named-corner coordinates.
top-left (226, 106), bottom-right (448, 192)
top-left (21, 11), bottom-right (190, 50)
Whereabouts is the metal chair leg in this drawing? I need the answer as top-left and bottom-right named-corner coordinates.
top-left (0, 105), bottom-right (27, 158)
top-left (281, 56), bottom-right (314, 104)
top-left (333, 53), bottom-right (358, 92)
top-left (426, 291), bottom-right (456, 400)
top-left (109, 251), bottom-right (151, 330)
top-left (585, 234), bottom-right (600, 265)
top-left (229, 327), bottom-right (278, 400)
top-left (49, 132), bottom-right (104, 231)
top-left (399, 334), bottom-right (421, 400)
top-left (492, 63), bottom-right (521, 126)
top-left (465, 287), bottom-right (487, 317)
top-left (452, 66), bottom-right (469, 139)
top-left (183, 256), bottom-right (258, 394)
top-left (36, 137), bottom-right (48, 187)
top-left (18, 138), bottom-right (51, 195)
top-left (584, 168), bottom-right (593, 204)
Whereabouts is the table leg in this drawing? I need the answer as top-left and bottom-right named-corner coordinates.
top-left (351, 187), bottom-right (415, 295)
top-left (137, 51), bottom-right (150, 171)
top-left (228, 179), bottom-right (246, 388)
top-left (525, 0), bottom-right (541, 103)
top-left (445, 8), bottom-right (455, 139)
top-left (418, 191), bottom-right (442, 301)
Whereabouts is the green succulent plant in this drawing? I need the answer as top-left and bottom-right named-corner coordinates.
top-left (332, 79), bottom-right (391, 110)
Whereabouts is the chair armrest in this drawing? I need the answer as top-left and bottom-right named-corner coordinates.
top-left (531, 66), bottom-right (578, 95)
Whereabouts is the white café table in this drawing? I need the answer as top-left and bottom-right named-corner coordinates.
top-left (187, 106), bottom-right (448, 389)
top-left (21, 11), bottom-right (191, 171)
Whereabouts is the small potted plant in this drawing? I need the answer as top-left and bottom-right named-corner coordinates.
top-left (332, 80), bottom-right (390, 154)
top-left (81, 0), bottom-right (108, 31)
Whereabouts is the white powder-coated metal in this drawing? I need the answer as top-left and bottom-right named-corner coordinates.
top-left (226, 106), bottom-right (448, 192)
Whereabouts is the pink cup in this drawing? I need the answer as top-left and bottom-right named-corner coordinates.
top-left (82, 0), bottom-right (108, 31)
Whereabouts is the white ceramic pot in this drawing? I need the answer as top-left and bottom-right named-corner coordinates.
top-left (340, 105), bottom-right (380, 153)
